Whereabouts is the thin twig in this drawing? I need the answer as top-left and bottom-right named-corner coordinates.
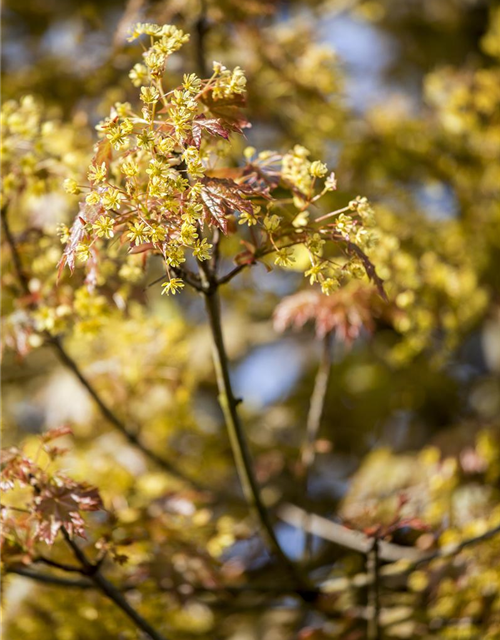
top-left (2, 204), bottom-right (205, 491)
top-left (300, 333), bottom-right (333, 562)
top-left (1, 205), bottom-right (31, 291)
top-left (216, 263), bottom-right (247, 286)
top-left (282, 504), bottom-right (500, 589)
top-left (62, 531), bottom-right (169, 640)
top-left (278, 504), bottom-right (424, 562)
top-left (49, 336), bottom-right (205, 490)
top-left (367, 538), bottom-right (381, 640)
top-left (34, 555), bottom-right (83, 573)
top-left (7, 567), bottom-right (92, 589)
top-left (9, 565), bottom-right (322, 598)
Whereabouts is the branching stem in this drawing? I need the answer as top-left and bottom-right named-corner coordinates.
top-left (1, 204), bottom-right (204, 491)
top-left (63, 531), bottom-right (169, 640)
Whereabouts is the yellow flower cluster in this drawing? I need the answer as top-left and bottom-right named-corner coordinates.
top-left (54, 22), bottom-right (380, 300)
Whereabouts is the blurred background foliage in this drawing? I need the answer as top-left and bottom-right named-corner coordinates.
top-left (2, 0), bottom-right (500, 638)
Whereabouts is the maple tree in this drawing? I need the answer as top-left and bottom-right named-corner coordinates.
top-left (2, 2), bottom-right (500, 639)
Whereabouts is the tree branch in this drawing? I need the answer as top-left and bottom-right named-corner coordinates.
top-left (202, 288), bottom-right (313, 599)
top-left (34, 555), bottom-right (83, 573)
top-left (63, 531), bottom-right (169, 640)
top-left (216, 263), bottom-right (247, 286)
top-left (9, 565), bottom-right (322, 598)
top-left (282, 504), bottom-right (500, 591)
top-left (367, 538), bottom-right (381, 640)
top-left (1, 205), bottom-right (31, 293)
top-left (278, 504), bottom-right (424, 563)
top-left (299, 333), bottom-right (333, 561)
top-left (2, 204), bottom-right (206, 492)
top-left (48, 336), bottom-right (205, 490)
top-left (7, 566), bottom-right (92, 589)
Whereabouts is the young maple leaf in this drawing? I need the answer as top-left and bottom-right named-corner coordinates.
top-left (188, 115), bottom-right (240, 149)
top-left (273, 286), bottom-right (379, 343)
top-left (242, 161), bottom-right (281, 196)
top-left (0, 448), bottom-right (37, 490)
top-left (57, 202), bottom-right (102, 276)
top-left (34, 480), bottom-right (103, 544)
top-left (199, 177), bottom-right (256, 233)
top-left (201, 91), bottom-right (250, 131)
top-left (41, 425), bottom-right (73, 443)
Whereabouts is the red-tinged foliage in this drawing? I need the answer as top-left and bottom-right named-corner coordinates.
top-left (273, 286), bottom-right (379, 342)
top-left (188, 115), bottom-right (237, 149)
top-left (340, 237), bottom-right (387, 301)
top-left (34, 480), bottom-right (102, 544)
top-left (242, 160), bottom-right (281, 195)
top-left (1, 431), bottom-right (103, 556)
top-left (200, 177), bottom-right (256, 233)
top-left (201, 90), bottom-right (250, 131)
top-left (0, 447), bottom-right (38, 489)
top-left (41, 426), bottom-right (73, 443)
top-left (57, 203), bottom-right (102, 276)
top-left (91, 138), bottom-right (113, 175)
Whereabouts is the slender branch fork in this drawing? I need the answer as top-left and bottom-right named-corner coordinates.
top-left (9, 522), bottom-right (500, 612)
top-left (61, 530), bottom-right (169, 640)
top-left (1, 204), bottom-right (205, 492)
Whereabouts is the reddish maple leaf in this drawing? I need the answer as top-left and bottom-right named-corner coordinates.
top-left (188, 115), bottom-right (240, 149)
top-left (57, 202), bottom-right (102, 276)
top-left (242, 161), bottom-right (281, 196)
top-left (201, 91), bottom-right (250, 131)
top-left (0, 448), bottom-right (37, 490)
top-left (273, 286), bottom-right (379, 343)
top-left (92, 137), bottom-right (113, 172)
top-left (338, 237), bottom-right (387, 302)
top-left (199, 177), bottom-right (255, 233)
top-left (34, 480), bottom-right (103, 544)
top-left (41, 426), bottom-right (73, 443)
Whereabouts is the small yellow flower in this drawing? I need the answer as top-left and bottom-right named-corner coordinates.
top-left (106, 124), bottom-right (128, 150)
top-left (305, 263), bottom-right (323, 284)
top-left (263, 214), bottom-right (281, 233)
top-left (321, 278), bottom-right (339, 295)
top-left (92, 215), bottom-right (114, 239)
top-left (147, 224), bottom-right (167, 243)
top-left (76, 242), bottom-right (92, 262)
top-left (274, 248), bottom-right (295, 267)
top-left (120, 159), bottom-right (139, 177)
top-left (161, 278), bottom-right (185, 295)
top-left (193, 238), bottom-right (212, 261)
top-left (86, 191), bottom-right (101, 205)
top-left (140, 86), bottom-right (160, 104)
top-left (183, 73), bottom-right (202, 93)
top-left (102, 187), bottom-right (124, 210)
top-left (243, 146), bottom-right (256, 160)
top-left (165, 245), bottom-right (185, 267)
top-left (127, 221), bottom-right (147, 246)
top-left (120, 119), bottom-right (134, 135)
top-left (87, 162), bottom-right (107, 184)
top-left (309, 160), bottom-right (328, 178)
top-left (180, 222), bottom-right (198, 245)
top-left (239, 211), bottom-right (258, 226)
top-left (129, 63), bottom-right (148, 87)
top-left (56, 223), bottom-right (70, 244)
top-left (63, 178), bottom-right (80, 195)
